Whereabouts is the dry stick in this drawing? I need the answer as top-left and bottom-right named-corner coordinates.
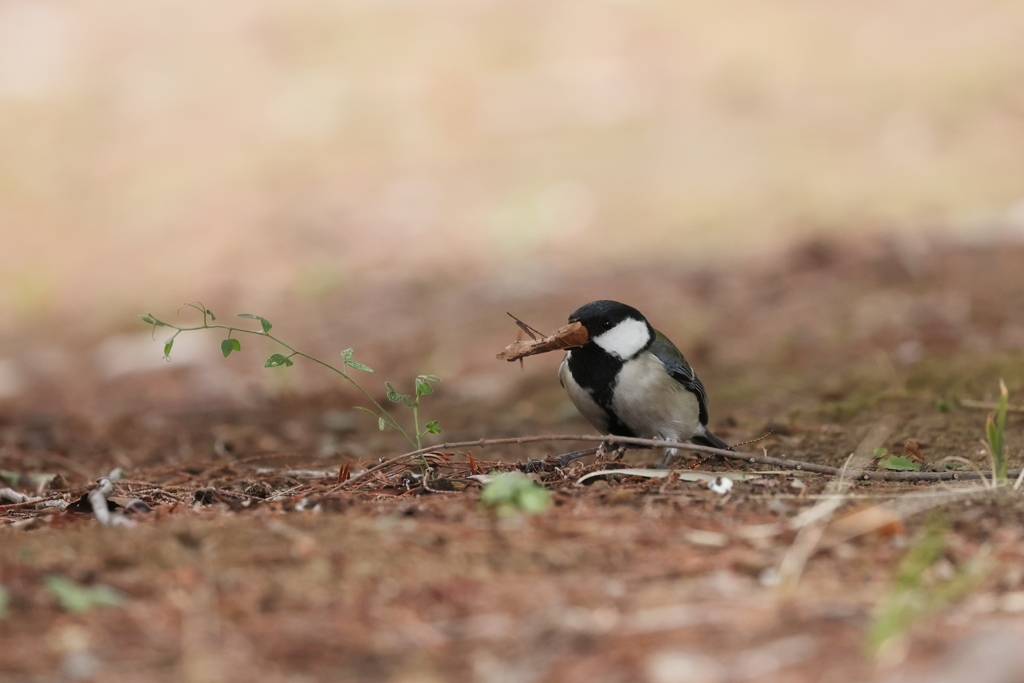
top-left (959, 398), bottom-right (1024, 413)
top-left (329, 434), bottom-right (1020, 493)
top-left (0, 493), bottom-right (68, 512)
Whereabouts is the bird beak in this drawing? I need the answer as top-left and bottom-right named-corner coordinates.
top-left (496, 321), bottom-right (589, 362)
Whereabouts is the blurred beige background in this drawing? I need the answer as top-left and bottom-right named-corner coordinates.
top-left (2, 0), bottom-right (1024, 334)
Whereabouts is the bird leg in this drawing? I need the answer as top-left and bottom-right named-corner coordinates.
top-left (657, 447), bottom-right (679, 469)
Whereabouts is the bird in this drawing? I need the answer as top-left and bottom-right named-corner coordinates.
top-left (553, 300), bottom-right (731, 467)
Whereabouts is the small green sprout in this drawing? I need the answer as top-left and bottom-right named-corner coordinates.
top-left (480, 472), bottom-right (551, 516)
top-left (141, 303), bottom-right (441, 449)
top-left (868, 518), bottom-right (984, 654)
top-left (877, 455), bottom-right (921, 472)
top-left (45, 576), bottom-right (124, 613)
top-left (985, 379), bottom-right (1010, 482)
top-left (874, 447), bottom-right (921, 472)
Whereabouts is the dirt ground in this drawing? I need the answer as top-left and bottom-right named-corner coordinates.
top-left (4, 235), bottom-right (1024, 683)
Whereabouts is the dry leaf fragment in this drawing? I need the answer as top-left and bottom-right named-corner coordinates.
top-left (903, 439), bottom-right (925, 462)
top-left (496, 321), bottom-right (589, 362)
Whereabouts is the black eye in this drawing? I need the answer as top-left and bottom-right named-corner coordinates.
top-left (601, 319), bottom-right (613, 330)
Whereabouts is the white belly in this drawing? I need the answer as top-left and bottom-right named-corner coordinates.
top-left (611, 353), bottom-right (701, 441)
top-left (559, 352), bottom-right (701, 441)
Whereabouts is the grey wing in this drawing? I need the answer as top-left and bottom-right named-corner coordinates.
top-left (649, 330), bottom-right (710, 426)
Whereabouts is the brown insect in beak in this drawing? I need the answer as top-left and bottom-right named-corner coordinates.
top-left (496, 321), bottom-right (589, 362)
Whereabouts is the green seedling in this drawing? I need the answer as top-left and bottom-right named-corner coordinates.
top-left (873, 448), bottom-right (921, 472)
top-left (878, 455), bottom-right (922, 472)
top-left (867, 517), bottom-right (984, 655)
top-left (480, 472), bottom-right (551, 517)
top-left (45, 575), bottom-right (124, 613)
top-left (985, 379), bottom-right (1010, 482)
top-left (142, 304), bottom-right (441, 449)
top-left (383, 375), bottom-right (441, 443)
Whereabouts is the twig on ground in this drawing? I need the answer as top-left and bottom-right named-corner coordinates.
top-left (327, 433), bottom-right (1021, 493)
top-left (113, 482), bottom-right (191, 504)
top-left (0, 492), bottom-right (68, 511)
top-left (89, 478), bottom-right (135, 528)
top-left (0, 488), bottom-right (34, 505)
top-left (959, 398), bottom-right (1024, 412)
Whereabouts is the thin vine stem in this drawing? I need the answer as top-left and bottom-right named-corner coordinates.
top-left (412, 404), bottom-right (422, 451)
top-left (148, 310), bottom-right (417, 447)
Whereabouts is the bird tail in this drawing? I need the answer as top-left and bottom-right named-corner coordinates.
top-left (691, 428), bottom-right (732, 451)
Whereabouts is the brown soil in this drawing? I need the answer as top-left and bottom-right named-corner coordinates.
top-left (4, 236), bottom-right (1024, 683)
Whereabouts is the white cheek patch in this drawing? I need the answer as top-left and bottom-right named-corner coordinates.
top-left (593, 318), bottom-right (651, 359)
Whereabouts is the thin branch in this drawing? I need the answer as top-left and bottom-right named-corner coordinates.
top-left (960, 398), bottom-right (1024, 413)
top-left (0, 493), bottom-right (68, 511)
top-left (329, 434), bottom-right (1020, 492)
top-left (506, 312), bottom-right (544, 340)
top-left (154, 314), bottom-right (416, 446)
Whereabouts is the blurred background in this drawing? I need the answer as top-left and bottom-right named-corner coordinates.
top-left (2, 0), bottom-right (1024, 415)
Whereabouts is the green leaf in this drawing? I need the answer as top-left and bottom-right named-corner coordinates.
top-left (341, 349), bottom-right (373, 372)
top-left (385, 382), bottom-right (402, 403)
top-left (45, 575), bottom-right (123, 613)
top-left (480, 472), bottom-right (525, 504)
top-left (873, 447), bottom-right (890, 458)
top-left (425, 420), bottom-right (440, 434)
top-left (480, 472), bottom-right (550, 516)
top-left (866, 517), bottom-right (981, 653)
top-left (988, 379), bottom-right (1009, 480)
top-left (265, 354), bottom-right (294, 368)
top-left (206, 309), bottom-right (216, 321)
top-left (163, 337), bottom-right (174, 357)
top-left (517, 485), bottom-right (551, 514)
top-left (400, 395), bottom-right (415, 408)
top-left (987, 416), bottom-right (999, 454)
top-left (0, 584), bottom-right (8, 620)
top-left (352, 406), bottom-right (387, 428)
top-left (419, 375), bottom-right (440, 383)
top-left (237, 314), bottom-right (271, 332)
top-left (879, 455), bottom-right (922, 471)
top-left (415, 379), bottom-right (433, 396)
top-left (221, 338), bottom-right (241, 357)
top-left (139, 313), bottom-right (167, 327)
